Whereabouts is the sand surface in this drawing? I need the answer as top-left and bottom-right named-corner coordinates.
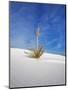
top-left (10, 48), bottom-right (65, 88)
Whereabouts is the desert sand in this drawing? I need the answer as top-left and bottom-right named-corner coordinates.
top-left (10, 48), bottom-right (65, 88)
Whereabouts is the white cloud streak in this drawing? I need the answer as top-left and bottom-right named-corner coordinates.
top-left (46, 38), bottom-right (57, 46)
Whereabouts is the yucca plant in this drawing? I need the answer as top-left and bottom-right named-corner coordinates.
top-left (25, 46), bottom-right (44, 58)
top-left (25, 26), bottom-right (44, 59)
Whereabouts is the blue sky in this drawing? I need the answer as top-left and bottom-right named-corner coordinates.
top-left (10, 1), bottom-right (66, 55)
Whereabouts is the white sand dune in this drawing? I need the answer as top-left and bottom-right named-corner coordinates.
top-left (10, 48), bottom-right (65, 88)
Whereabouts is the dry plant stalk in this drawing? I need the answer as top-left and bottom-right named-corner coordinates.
top-left (25, 26), bottom-right (44, 59)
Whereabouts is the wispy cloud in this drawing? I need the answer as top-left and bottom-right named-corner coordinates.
top-left (56, 43), bottom-right (62, 49)
top-left (46, 39), bottom-right (57, 46)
